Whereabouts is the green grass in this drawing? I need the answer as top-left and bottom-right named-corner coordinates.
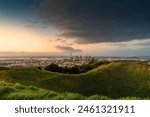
top-left (0, 81), bottom-right (86, 100)
top-left (0, 61), bottom-right (150, 99)
top-left (0, 81), bottom-right (149, 100)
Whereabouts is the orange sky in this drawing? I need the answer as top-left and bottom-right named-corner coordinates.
top-left (0, 22), bottom-right (59, 52)
top-left (0, 0), bottom-right (150, 57)
top-left (0, 21), bottom-right (117, 54)
top-left (1, 21), bottom-right (149, 56)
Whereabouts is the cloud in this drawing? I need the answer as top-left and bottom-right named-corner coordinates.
top-left (26, 20), bottom-right (38, 28)
top-left (113, 39), bottom-right (150, 49)
top-left (56, 45), bottom-right (82, 52)
top-left (38, 0), bottom-right (150, 44)
top-left (56, 38), bottom-right (63, 41)
top-left (61, 40), bottom-right (67, 43)
top-left (56, 38), bottom-right (68, 43)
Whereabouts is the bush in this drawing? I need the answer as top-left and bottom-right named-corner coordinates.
top-left (45, 63), bottom-right (60, 72)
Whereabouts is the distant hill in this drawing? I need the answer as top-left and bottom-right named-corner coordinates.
top-left (0, 61), bottom-right (150, 99)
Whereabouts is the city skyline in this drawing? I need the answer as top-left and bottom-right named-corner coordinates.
top-left (0, 0), bottom-right (150, 56)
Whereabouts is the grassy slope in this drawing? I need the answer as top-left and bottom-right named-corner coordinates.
top-left (0, 81), bottom-right (86, 100)
top-left (0, 81), bottom-right (146, 100)
top-left (0, 61), bottom-right (150, 99)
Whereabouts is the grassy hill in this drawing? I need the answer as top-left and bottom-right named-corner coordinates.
top-left (0, 61), bottom-right (150, 99)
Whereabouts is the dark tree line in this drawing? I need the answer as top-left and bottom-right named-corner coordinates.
top-left (0, 67), bottom-right (9, 70)
top-left (44, 60), bottom-right (110, 74)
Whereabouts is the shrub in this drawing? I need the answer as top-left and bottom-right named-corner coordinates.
top-left (45, 63), bottom-right (60, 72)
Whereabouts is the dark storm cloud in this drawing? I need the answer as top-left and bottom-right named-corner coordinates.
top-left (56, 46), bottom-right (82, 52)
top-left (0, 0), bottom-right (42, 21)
top-left (38, 0), bottom-right (150, 44)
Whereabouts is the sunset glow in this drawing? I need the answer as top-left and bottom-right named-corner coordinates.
top-left (0, 22), bottom-right (59, 52)
top-left (0, 0), bottom-right (150, 56)
top-left (0, 21), bottom-right (116, 55)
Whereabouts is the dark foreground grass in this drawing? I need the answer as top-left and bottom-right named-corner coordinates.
top-left (0, 61), bottom-right (150, 99)
top-left (0, 81), bottom-right (148, 100)
top-left (0, 81), bottom-right (86, 100)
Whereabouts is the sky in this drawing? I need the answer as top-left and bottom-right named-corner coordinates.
top-left (0, 0), bottom-right (150, 56)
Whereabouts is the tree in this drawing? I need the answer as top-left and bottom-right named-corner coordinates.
top-left (45, 63), bottom-right (60, 72)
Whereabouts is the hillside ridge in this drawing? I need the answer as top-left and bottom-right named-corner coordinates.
top-left (0, 61), bottom-right (150, 98)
